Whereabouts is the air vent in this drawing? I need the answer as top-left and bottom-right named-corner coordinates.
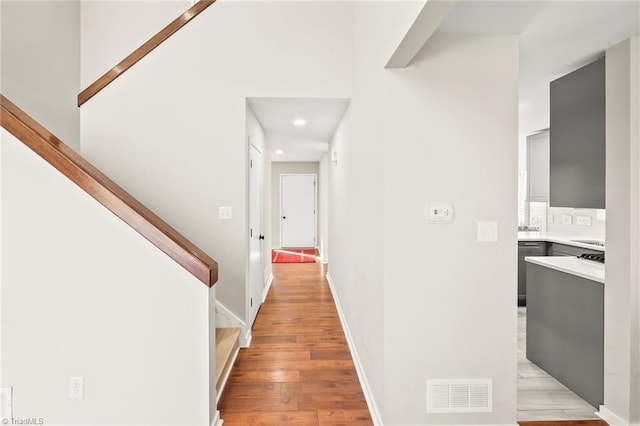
top-left (427, 379), bottom-right (492, 413)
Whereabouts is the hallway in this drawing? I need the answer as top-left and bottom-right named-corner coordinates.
top-left (218, 262), bottom-right (373, 425)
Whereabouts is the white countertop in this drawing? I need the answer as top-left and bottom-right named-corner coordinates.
top-left (525, 256), bottom-right (605, 283)
top-left (518, 231), bottom-right (605, 251)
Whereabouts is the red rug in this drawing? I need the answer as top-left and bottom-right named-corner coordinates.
top-left (271, 249), bottom-right (317, 263)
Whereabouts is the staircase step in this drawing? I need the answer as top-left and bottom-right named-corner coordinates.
top-left (216, 327), bottom-right (241, 396)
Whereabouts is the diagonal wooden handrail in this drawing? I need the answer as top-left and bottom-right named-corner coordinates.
top-left (78, 0), bottom-right (215, 106)
top-left (1, 95), bottom-right (218, 287)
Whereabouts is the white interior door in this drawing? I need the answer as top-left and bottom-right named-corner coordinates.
top-left (248, 144), bottom-right (263, 326)
top-left (280, 174), bottom-right (316, 248)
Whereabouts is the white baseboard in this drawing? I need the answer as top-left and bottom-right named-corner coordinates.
top-left (216, 345), bottom-right (240, 405)
top-left (598, 405), bottom-right (630, 426)
top-left (211, 410), bottom-right (223, 426)
top-left (326, 272), bottom-right (383, 426)
top-left (262, 273), bottom-right (274, 303)
top-left (239, 327), bottom-right (252, 348)
top-left (215, 301), bottom-right (245, 329)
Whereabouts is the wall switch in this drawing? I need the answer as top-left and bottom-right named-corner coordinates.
top-left (596, 210), bottom-right (606, 221)
top-left (426, 203), bottom-right (454, 223)
top-left (218, 206), bottom-right (232, 220)
top-left (547, 214), bottom-right (554, 224)
top-left (477, 221), bottom-right (498, 242)
top-left (576, 215), bottom-right (592, 226)
top-left (69, 377), bottom-right (84, 399)
top-left (562, 215), bottom-right (573, 225)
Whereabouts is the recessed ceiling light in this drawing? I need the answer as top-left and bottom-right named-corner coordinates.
top-left (274, 149), bottom-right (284, 155)
top-left (293, 118), bottom-right (306, 127)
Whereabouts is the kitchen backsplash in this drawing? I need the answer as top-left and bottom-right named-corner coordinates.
top-left (547, 207), bottom-right (606, 239)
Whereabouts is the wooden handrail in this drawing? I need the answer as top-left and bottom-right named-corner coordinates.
top-left (78, 0), bottom-right (215, 106)
top-left (1, 95), bottom-right (218, 287)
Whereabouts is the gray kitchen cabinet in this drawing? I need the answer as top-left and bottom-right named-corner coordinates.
top-left (547, 242), bottom-right (603, 257)
top-left (550, 56), bottom-right (605, 209)
top-left (526, 262), bottom-right (604, 408)
top-left (518, 241), bottom-right (545, 306)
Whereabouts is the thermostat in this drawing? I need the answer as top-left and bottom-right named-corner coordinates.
top-left (426, 203), bottom-right (454, 223)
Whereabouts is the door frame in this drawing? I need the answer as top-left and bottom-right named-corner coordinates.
top-left (247, 142), bottom-right (263, 327)
top-left (279, 173), bottom-right (317, 248)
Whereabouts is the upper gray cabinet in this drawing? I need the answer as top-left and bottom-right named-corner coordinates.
top-left (550, 57), bottom-right (606, 209)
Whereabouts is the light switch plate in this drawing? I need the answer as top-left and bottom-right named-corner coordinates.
top-left (596, 210), bottom-right (606, 221)
top-left (576, 215), bottom-right (592, 226)
top-left (218, 206), bottom-right (232, 220)
top-left (0, 387), bottom-right (12, 418)
top-left (477, 221), bottom-right (498, 242)
top-left (426, 203), bottom-right (454, 223)
top-left (547, 214), bottom-right (554, 224)
top-left (69, 377), bottom-right (84, 399)
top-left (562, 215), bottom-right (573, 225)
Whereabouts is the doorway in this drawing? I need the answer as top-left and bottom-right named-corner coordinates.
top-left (280, 174), bottom-right (317, 248)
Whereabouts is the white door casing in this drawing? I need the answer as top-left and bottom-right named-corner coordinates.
top-left (248, 143), bottom-right (263, 326)
top-left (280, 174), bottom-right (316, 248)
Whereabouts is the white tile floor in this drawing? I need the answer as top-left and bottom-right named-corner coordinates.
top-left (517, 307), bottom-right (599, 421)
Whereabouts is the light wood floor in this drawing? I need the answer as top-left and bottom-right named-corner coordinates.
top-left (216, 327), bottom-right (240, 393)
top-left (218, 262), bottom-right (373, 425)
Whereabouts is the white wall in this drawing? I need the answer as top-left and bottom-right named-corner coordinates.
top-left (1, 129), bottom-right (210, 425)
top-left (270, 161), bottom-right (320, 248)
top-left (1, 1), bottom-right (80, 150)
top-left (80, 1), bottom-right (352, 322)
top-left (80, 0), bottom-right (189, 89)
top-left (381, 35), bottom-right (519, 425)
top-left (604, 36), bottom-right (640, 425)
top-left (328, 7), bottom-right (518, 424)
top-left (631, 36), bottom-right (640, 426)
top-left (327, 3), bottom-right (435, 421)
top-left (329, 98), bottom-right (387, 420)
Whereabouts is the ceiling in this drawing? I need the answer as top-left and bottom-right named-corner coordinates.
top-left (249, 2), bottom-right (639, 162)
top-left (435, 0), bottom-right (640, 136)
top-left (247, 98), bottom-right (349, 162)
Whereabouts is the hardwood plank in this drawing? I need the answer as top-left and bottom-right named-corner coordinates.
top-left (237, 350), bottom-right (311, 361)
top-left (310, 350), bottom-right (353, 360)
top-left (317, 409), bottom-right (374, 426)
top-left (218, 262), bottom-right (373, 425)
top-left (227, 370), bottom-right (300, 384)
top-left (248, 341), bottom-right (349, 352)
top-left (77, 0), bottom-right (215, 106)
top-left (218, 395), bottom-right (298, 412)
top-left (220, 382), bottom-right (283, 398)
top-left (0, 95), bottom-right (217, 286)
top-left (231, 359), bottom-right (356, 371)
top-left (251, 335), bottom-right (297, 344)
top-left (220, 411), bottom-right (318, 425)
